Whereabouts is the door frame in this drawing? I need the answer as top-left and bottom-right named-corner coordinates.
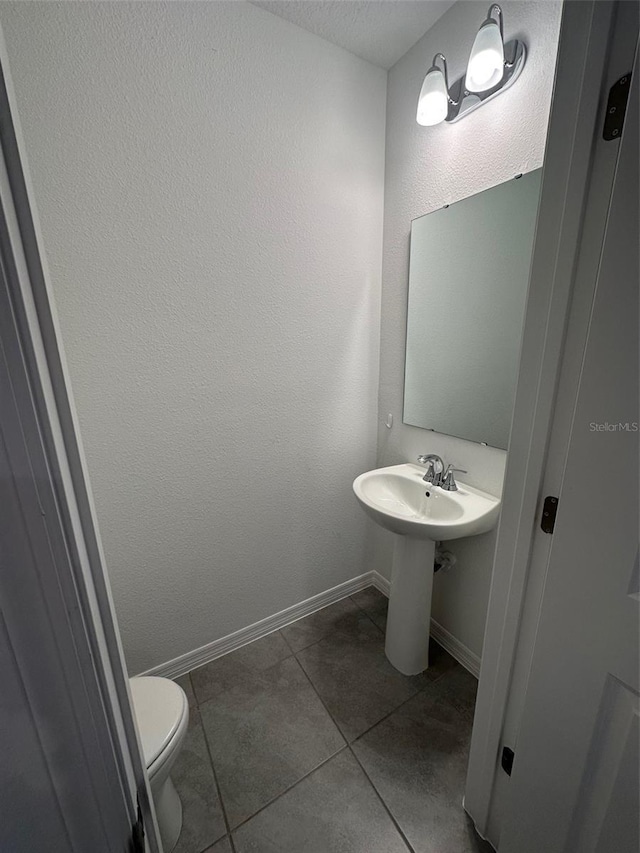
top-left (0, 32), bottom-right (162, 853)
top-left (465, 0), bottom-right (637, 843)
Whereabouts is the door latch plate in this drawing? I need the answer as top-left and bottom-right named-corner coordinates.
top-left (603, 72), bottom-right (632, 141)
top-left (541, 496), bottom-right (559, 534)
top-left (501, 746), bottom-right (515, 776)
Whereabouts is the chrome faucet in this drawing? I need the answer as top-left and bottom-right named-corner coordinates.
top-left (441, 464), bottom-right (467, 491)
top-left (417, 454), bottom-right (444, 486)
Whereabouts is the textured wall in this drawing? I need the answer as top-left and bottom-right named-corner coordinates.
top-left (1, 1), bottom-right (386, 674)
top-left (376, 1), bottom-right (562, 657)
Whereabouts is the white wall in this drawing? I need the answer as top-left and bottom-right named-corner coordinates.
top-left (1, 1), bottom-right (386, 674)
top-left (375, 0), bottom-right (562, 658)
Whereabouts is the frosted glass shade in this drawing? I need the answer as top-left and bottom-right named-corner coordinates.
top-left (416, 67), bottom-right (448, 126)
top-left (465, 20), bottom-right (504, 93)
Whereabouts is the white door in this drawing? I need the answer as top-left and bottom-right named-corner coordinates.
top-left (499, 49), bottom-right (639, 853)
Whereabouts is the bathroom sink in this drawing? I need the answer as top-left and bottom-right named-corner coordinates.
top-left (353, 463), bottom-right (500, 541)
top-left (353, 462), bottom-right (501, 676)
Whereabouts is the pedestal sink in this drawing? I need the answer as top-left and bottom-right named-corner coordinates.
top-left (353, 463), bottom-right (500, 675)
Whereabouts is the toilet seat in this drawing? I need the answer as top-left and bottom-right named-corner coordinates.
top-left (130, 676), bottom-right (189, 851)
top-left (130, 676), bottom-right (188, 776)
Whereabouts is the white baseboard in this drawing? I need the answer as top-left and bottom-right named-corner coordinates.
top-left (141, 568), bottom-right (480, 680)
top-left (371, 572), bottom-right (480, 678)
top-left (140, 571), bottom-right (383, 680)
top-left (429, 619), bottom-right (481, 678)
top-left (371, 571), bottom-right (390, 596)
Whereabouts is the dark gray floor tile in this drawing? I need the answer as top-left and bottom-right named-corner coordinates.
top-left (297, 620), bottom-right (429, 741)
top-left (352, 674), bottom-right (486, 853)
top-left (185, 706), bottom-right (201, 731)
top-left (425, 639), bottom-right (460, 682)
top-left (232, 750), bottom-right (410, 853)
top-left (432, 664), bottom-right (478, 723)
top-left (281, 597), bottom-right (380, 653)
top-left (200, 656), bottom-right (345, 828)
top-left (175, 673), bottom-right (196, 709)
top-left (202, 837), bottom-right (233, 853)
top-left (351, 586), bottom-right (389, 630)
top-left (190, 632), bottom-right (291, 705)
top-left (173, 713), bottom-right (226, 853)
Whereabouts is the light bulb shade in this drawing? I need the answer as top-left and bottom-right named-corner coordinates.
top-left (465, 20), bottom-right (504, 93)
top-left (416, 67), bottom-right (449, 126)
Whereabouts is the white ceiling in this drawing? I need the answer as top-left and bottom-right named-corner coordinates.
top-left (250, 1), bottom-right (456, 69)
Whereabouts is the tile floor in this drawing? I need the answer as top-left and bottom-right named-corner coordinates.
top-left (169, 587), bottom-right (493, 853)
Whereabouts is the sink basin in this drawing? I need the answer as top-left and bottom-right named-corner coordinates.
top-left (353, 463), bottom-right (500, 541)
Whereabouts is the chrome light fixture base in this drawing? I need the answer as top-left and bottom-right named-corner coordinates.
top-left (445, 38), bottom-right (526, 123)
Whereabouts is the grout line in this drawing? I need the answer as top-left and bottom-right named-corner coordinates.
top-left (349, 684), bottom-right (430, 743)
top-left (293, 640), bottom-right (432, 762)
top-left (356, 606), bottom-right (387, 636)
top-left (278, 627), bottom-right (295, 655)
top-left (290, 598), bottom-right (431, 746)
top-left (194, 675), bottom-right (236, 847)
top-left (294, 653), bottom-right (352, 742)
top-left (346, 661), bottom-right (468, 745)
top-left (177, 674), bottom-right (229, 853)
top-left (293, 625), bottom-right (465, 747)
top-left (228, 744), bottom-right (350, 834)
top-left (190, 654), bottom-right (298, 709)
top-left (348, 744), bottom-right (417, 853)
top-left (286, 613), bottom-right (415, 851)
top-left (349, 660), bottom-right (459, 746)
top-left (273, 594), bottom-right (385, 659)
top-left (348, 590), bottom-right (388, 635)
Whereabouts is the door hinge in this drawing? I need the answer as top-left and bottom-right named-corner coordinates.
top-left (603, 72), bottom-right (632, 140)
top-left (501, 745), bottom-right (515, 777)
top-left (129, 797), bottom-right (145, 853)
top-left (541, 495), bottom-right (559, 534)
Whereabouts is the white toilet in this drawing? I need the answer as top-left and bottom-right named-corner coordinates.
top-left (130, 676), bottom-right (189, 852)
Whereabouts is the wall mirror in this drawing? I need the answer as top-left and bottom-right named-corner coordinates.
top-left (403, 169), bottom-right (542, 449)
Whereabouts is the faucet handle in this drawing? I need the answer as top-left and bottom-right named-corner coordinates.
top-left (418, 454), bottom-right (445, 485)
top-left (422, 461), bottom-right (436, 483)
top-left (442, 465), bottom-right (467, 491)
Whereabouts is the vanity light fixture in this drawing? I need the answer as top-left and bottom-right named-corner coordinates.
top-left (416, 4), bottom-right (526, 126)
top-left (465, 5), bottom-right (505, 92)
top-left (416, 54), bottom-right (450, 126)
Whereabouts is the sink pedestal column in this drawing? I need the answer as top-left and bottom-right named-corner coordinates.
top-left (385, 535), bottom-right (435, 675)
